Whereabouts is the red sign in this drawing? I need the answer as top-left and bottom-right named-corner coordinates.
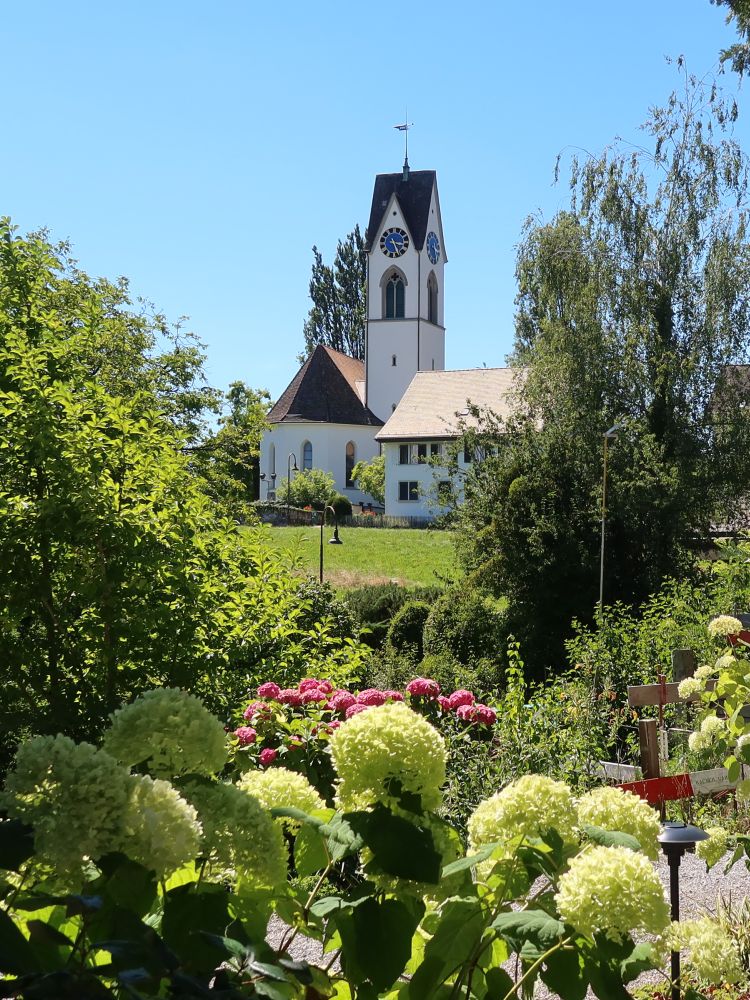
top-left (619, 774), bottom-right (694, 803)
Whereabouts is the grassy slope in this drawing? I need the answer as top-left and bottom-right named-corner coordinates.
top-left (252, 525), bottom-right (459, 589)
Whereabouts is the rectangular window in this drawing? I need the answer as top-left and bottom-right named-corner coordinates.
top-left (398, 481), bottom-right (419, 502)
top-left (463, 444), bottom-right (472, 464)
top-left (416, 443), bottom-right (427, 463)
top-left (430, 442), bottom-right (442, 459)
top-left (399, 444), bottom-right (409, 465)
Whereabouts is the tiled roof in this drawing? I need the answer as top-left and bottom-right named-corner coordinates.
top-left (365, 170), bottom-right (437, 252)
top-left (267, 345), bottom-right (383, 426)
top-left (376, 368), bottom-right (520, 441)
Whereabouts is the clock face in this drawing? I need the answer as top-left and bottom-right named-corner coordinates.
top-left (426, 231), bottom-right (440, 265)
top-left (380, 227), bottom-right (409, 258)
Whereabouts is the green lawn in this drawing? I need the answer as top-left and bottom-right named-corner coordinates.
top-left (251, 525), bottom-right (459, 589)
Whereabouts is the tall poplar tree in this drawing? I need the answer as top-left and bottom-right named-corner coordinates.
top-left (301, 225), bottom-right (366, 360)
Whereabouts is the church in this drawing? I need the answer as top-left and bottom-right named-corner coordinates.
top-left (259, 161), bottom-right (515, 519)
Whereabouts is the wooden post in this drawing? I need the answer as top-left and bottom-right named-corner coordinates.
top-left (672, 649), bottom-right (697, 683)
top-left (639, 719), bottom-right (660, 781)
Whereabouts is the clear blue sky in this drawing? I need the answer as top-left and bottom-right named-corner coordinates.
top-left (1, 1), bottom-right (745, 402)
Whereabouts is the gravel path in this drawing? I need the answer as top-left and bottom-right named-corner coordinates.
top-left (269, 850), bottom-right (750, 996)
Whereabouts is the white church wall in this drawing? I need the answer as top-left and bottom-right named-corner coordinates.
top-left (365, 319), bottom-right (419, 422)
top-left (260, 423), bottom-right (381, 507)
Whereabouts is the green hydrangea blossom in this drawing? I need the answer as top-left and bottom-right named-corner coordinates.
top-left (183, 780), bottom-right (287, 887)
top-left (0, 735), bottom-right (131, 878)
top-left (695, 826), bottom-right (730, 869)
top-left (103, 688), bottom-right (227, 778)
top-left (468, 775), bottom-right (577, 857)
top-left (555, 845), bottom-right (670, 940)
top-left (670, 918), bottom-right (744, 983)
top-left (707, 615), bottom-right (743, 639)
top-left (239, 768), bottom-right (324, 831)
top-left (329, 702), bottom-right (446, 811)
top-left (576, 786), bottom-right (661, 859)
top-left (120, 775), bottom-right (202, 877)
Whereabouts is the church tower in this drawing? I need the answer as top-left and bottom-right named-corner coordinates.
top-left (363, 165), bottom-right (446, 422)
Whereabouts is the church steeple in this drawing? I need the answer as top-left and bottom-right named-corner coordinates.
top-left (363, 168), bottom-right (446, 422)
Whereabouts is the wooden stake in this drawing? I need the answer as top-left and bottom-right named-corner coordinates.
top-left (639, 719), bottom-right (660, 781)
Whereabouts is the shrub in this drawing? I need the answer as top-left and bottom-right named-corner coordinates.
top-left (423, 587), bottom-right (509, 666)
top-left (386, 600), bottom-right (430, 658)
top-left (276, 468), bottom-right (336, 510)
top-left (345, 583), bottom-right (443, 649)
top-left (330, 493), bottom-right (353, 518)
top-left (294, 578), bottom-right (359, 642)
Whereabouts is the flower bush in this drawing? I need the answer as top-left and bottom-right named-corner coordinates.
top-left (0, 683), bottom-right (742, 999)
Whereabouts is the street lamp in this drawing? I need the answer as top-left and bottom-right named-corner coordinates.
top-left (658, 822), bottom-right (709, 1000)
top-left (286, 453), bottom-right (298, 525)
top-left (319, 505), bottom-right (342, 583)
top-left (599, 423), bottom-right (626, 613)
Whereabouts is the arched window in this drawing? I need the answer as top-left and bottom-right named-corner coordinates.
top-left (345, 441), bottom-right (356, 487)
top-left (384, 272), bottom-right (405, 319)
top-left (302, 440), bottom-right (312, 471)
top-left (427, 271), bottom-right (438, 324)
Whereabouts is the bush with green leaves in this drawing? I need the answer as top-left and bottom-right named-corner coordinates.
top-left (0, 685), bottom-right (743, 998)
top-left (423, 586), bottom-right (509, 668)
top-left (386, 599), bottom-right (431, 658)
top-left (330, 492), bottom-right (352, 518)
top-left (276, 467), bottom-right (336, 510)
top-left (344, 582), bottom-right (443, 649)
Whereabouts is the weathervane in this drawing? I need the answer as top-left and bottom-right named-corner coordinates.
top-left (394, 113), bottom-right (413, 179)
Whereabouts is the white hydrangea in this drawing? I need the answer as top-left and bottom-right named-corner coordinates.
top-left (700, 714), bottom-right (725, 741)
top-left (468, 775), bottom-right (577, 856)
top-left (576, 787), bottom-right (661, 859)
top-left (670, 918), bottom-right (744, 983)
top-left (677, 677), bottom-right (702, 699)
top-left (120, 775), bottom-right (202, 877)
top-left (707, 616), bottom-right (743, 639)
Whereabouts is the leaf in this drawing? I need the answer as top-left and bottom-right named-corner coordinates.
top-left (0, 907), bottom-right (37, 974)
top-left (620, 941), bottom-right (656, 981)
top-left (294, 822), bottom-right (329, 877)
top-left (335, 896), bottom-right (422, 992)
top-left (407, 898), bottom-right (485, 1000)
top-left (492, 910), bottom-right (565, 954)
top-left (97, 855), bottom-right (158, 917)
top-left (0, 819), bottom-right (34, 872)
top-left (540, 946), bottom-right (588, 1000)
top-left (484, 967), bottom-right (514, 999)
top-left (161, 885), bottom-right (236, 974)
top-left (442, 841), bottom-right (501, 876)
top-left (582, 824), bottom-right (641, 853)
top-left (344, 807), bottom-right (441, 883)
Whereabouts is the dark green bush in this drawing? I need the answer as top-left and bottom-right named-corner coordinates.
top-left (386, 600), bottom-right (430, 658)
top-left (422, 588), bottom-right (509, 667)
top-left (330, 494), bottom-right (353, 518)
top-left (294, 578), bottom-right (359, 643)
top-left (344, 583), bottom-right (443, 649)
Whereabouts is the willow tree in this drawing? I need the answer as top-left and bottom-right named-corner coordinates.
top-left (456, 70), bottom-right (750, 675)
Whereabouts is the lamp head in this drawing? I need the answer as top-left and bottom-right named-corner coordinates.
top-left (604, 422), bottom-right (627, 439)
top-left (658, 821), bottom-right (708, 855)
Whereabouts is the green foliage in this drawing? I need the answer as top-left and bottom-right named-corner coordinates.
top-left (454, 70), bottom-right (750, 676)
top-left (301, 225), bottom-right (366, 361)
top-left (386, 600), bottom-right (430, 659)
top-left (712, 0), bottom-right (750, 76)
top-left (292, 577), bottom-right (360, 643)
top-left (276, 467), bottom-right (337, 510)
top-left (423, 588), bottom-right (509, 668)
top-left (330, 493), bottom-right (352, 518)
top-left (345, 583), bottom-right (443, 649)
top-left (189, 380), bottom-right (271, 520)
top-left (350, 453), bottom-right (386, 506)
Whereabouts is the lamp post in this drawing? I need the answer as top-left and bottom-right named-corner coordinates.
top-left (319, 505), bottom-right (342, 583)
top-left (658, 821), bottom-right (709, 1000)
top-left (286, 453), bottom-right (298, 525)
top-left (599, 423), bottom-right (626, 614)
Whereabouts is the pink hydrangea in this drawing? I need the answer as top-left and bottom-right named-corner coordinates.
top-left (257, 681), bottom-right (281, 699)
top-left (448, 689), bottom-right (475, 709)
top-left (437, 695), bottom-right (452, 712)
top-left (473, 704), bottom-right (497, 726)
top-left (406, 677), bottom-right (441, 699)
top-left (328, 719), bottom-right (341, 730)
top-left (345, 703), bottom-right (370, 719)
top-left (299, 678), bottom-right (323, 692)
top-left (356, 688), bottom-right (388, 707)
top-left (383, 690), bottom-right (405, 702)
top-left (278, 689), bottom-right (303, 706)
top-left (300, 688), bottom-right (328, 704)
top-left (456, 704), bottom-right (477, 722)
top-left (317, 679), bottom-right (334, 694)
top-left (329, 691), bottom-right (357, 712)
top-left (259, 747), bottom-right (278, 766)
top-left (234, 726), bottom-right (257, 746)
top-left (243, 700), bottom-right (264, 720)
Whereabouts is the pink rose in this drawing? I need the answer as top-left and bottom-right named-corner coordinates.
top-left (278, 689), bottom-right (303, 706)
top-left (437, 695), bottom-right (452, 712)
top-left (406, 677), bottom-right (441, 699)
top-left (473, 704), bottom-right (497, 726)
top-left (329, 691), bottom-right (356, 712)
top-left (234, 726), bottom-right (257, 746)
top-left (456, 704), bottom-right (476, 722)
top-left (345, 703), bottom-right (370, 719)
top-left (259, 747), bottom-right (278, 766)
top-left (383, 690), bottom-right (404, 701)
top-left (356, 688), bottom-right (388, 707)
top-left (300, 688), bottom-right (328, 704)
top-left (299, 678), bottom-right (322, 692)
top-left (257, 682), bottom-right (281, 699)
top-left (448, 689), bottom-right (475, 709)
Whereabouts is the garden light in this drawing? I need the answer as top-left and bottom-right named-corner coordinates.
top-left (286, 453), bottom-right (298, 525)
top-left (658, 821), bottom-right (709, 1000)
top-left (319, 505), bottom-right (342, 582)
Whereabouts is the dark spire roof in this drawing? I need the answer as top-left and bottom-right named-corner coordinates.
top-left (267, 345), bottom-right (383, 426)
top-left (364, 169), bottom-right (437, 252)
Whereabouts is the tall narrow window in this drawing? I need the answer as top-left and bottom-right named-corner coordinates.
top-left (392, 354), bottom-right (397, 366)
top-left (427, 271), bottom-right (438, 324)
top-left (345, 441), bottom-right (355, 487)
top-left (385, 273), bottom-right (405, 318)
top-left (302, 441), bottom-right (312, 471)
top-left (269, 443), bottom-right (276, 476)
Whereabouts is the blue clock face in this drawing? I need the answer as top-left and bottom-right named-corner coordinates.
top-left (380, 227), bottom-right (409, 258)
top-left (427, 231), bottom-right (440, 265)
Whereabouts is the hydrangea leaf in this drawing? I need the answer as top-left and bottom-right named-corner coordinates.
top-left (407, 897), bottom-right (484, 1000)
top-left (540, 946), bottom-right (588, 1000)
top-left (345, 807), bottom-right (441, 883)
top-left (0, 908), bottom-right (39, 974)
top-left (582, 824), bottom-right (641, 853)
top-left (492, 909), bottom-right (565, 953)
top-left (294, 823), bottom-right (329, 877)
top-left (0, 819), bottom-right (34, 872)
top-left (620, 941), bottom-right (656, 982)
top-left (335, 896), bottom-right (422, 992)
top-left (441, 840), bottom-right (501, 876)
